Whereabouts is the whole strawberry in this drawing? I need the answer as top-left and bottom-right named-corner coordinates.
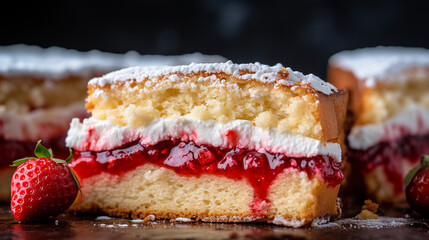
top-left (404, 155), bottom-right (429, 216)
top-left (10, 140), bottom-right (80, 222)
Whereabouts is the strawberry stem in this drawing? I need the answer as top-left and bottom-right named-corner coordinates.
top-left (10, 140), bottom-right (74, 168)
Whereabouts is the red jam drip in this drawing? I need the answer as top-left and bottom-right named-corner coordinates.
top-left (347, 134), bottom-right (429, 194)
top-left (72, 139), bottom-right (343, 217)
top-left (0, 135), bottom-right (69, 169)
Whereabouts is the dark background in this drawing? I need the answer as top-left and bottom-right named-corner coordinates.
top-left (1, 0), bottom-right (429, 78)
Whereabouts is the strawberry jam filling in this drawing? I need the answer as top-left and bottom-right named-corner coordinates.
top-left (71, 139), bottom-right (343, 216)
top-left (348, 134), bottom-right (429, 194)
top-left (0, 135), bottom-right (69, 169)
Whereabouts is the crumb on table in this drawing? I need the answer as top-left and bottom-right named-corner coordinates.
top-left (355, 199), bottom-right (379, 220)
top-left (362, 199), bottom-right (379, 213)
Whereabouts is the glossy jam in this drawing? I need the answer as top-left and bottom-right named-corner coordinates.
top-left (0, 135), bottom-right (69, 169)
top-left (348, 134), bottom-right (429, 194)
top-left (71, 139), bottom-right (343, 216)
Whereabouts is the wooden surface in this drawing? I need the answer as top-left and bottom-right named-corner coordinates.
top-left (0, 203), bottom-right (428, 240)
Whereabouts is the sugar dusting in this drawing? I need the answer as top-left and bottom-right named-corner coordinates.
top-left (0, 44), bottom-right (226, 80)
top-left (89, 61), bottom-right (338, 95)
top-left (174, 217), bottom-right (193, 222)
top-left (330, 46), bottom-right (429, 87)
top-left (314, 216), bottom-right (425, 229)
top-left (271, 215), bottom-right (306, 227)
top-left (95, 216), bottom-right (112, 220)
top-left (201, 215), bottom-right (261, 223)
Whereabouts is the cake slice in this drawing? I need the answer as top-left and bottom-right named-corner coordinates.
top-left (328, 46), bottom-right (429, 203)
top-left (0, 44), bottom-right (225, 200)
top-left (66, 61), bottom-right (347, 227)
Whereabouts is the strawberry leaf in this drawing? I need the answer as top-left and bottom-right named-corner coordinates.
top-left (10, 157), bottom-right (34, 167)
top-left (68, 166), bottom-right (81, 194)
top-left (404, 165), bottom-right (423, 188)
top-left (11, 140), bottom-right (74, 168)
top-left (51, 158), bottom-right (67, 164)
top-left (404, 155), bottom-right (429, 187)
top-left (65, 149), bottom-right (73, 163)
top-left (34, 140), bottom-right (52, 158)
top-left (422, 155), bottom-right (429, 166)
top-left (48, 148), bottom-right (54, 158)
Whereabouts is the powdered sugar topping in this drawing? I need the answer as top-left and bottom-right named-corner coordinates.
top-left (315, 216), bottom-right (423, 229)
top-left (271, 215), bottom-right (306, 227)
top-left (89, 61), bottom-right (337, 95)
top-left (0, 44), bottom-right (226, 80)
top-left (330, 46), bottom-right (429, 87)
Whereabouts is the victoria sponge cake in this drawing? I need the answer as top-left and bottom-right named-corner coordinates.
top-left (328, 46), bottom-right (429, 203)
top-left (66, 61), bottom-right (348, 227)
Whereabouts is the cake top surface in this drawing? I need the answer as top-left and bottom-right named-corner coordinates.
top-left (0, 44), bottom-right (226, 80)
top-left (89, 61), bottom-right (338, 95)
top-left (330, 46), bottom-right (429, 86)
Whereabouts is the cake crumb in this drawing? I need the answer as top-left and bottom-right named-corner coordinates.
top-left (355, 209), bottom-right (378, 220)
top-left (362, 199), bottom-right (379, 213)
top-left (355, 199), bottom-right (379, 220)
top-left (144, 215), bottom-right (156, 222)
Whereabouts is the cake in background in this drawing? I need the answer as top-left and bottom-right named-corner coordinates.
top-left (327, 46), bottom-right (429, 203)
top-left (0, 44), bottom-right (226, 201)
top-left (66, 61), bottom-right (347, 227)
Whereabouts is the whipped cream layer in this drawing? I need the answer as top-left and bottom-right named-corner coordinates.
top-left (66, 117), bottom-right (342, 162)
top-left (0, 102), bottom-right (87, 141)
top-left (348, 105), bottom-right (429, 150)
top-left (330, 46), bottom-right (429, 87)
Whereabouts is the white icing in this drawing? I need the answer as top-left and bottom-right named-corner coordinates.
top-left (315, 217), bottom-right (421, 229)
top-left (130, 219), bottom-right (144, 223)
top-left (348, 105), bottom-right (429, 150)
top-left (0, 44), bottom-right (226, 80)
top-left (330, 46), bottom-right (429, 87)
top-left (310, 215), bottom-right (330, 227)
top-left (95, 216), bottom-right (112, 220)
top-left (174, 218), bottom-right (192, 222)
top-left (201, 216), bottom-right (261, 223)
top-left (66, 116), bottom-right (342, 162)
top-left (271, 215), bottom-right (306, 227)
top-left (0, 102), bottom-right (86, 141)
top-left (89, 61), bottom-right (338, 95)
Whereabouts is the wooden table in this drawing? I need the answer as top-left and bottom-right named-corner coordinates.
top-left (0, 204), bottom-right (428, 240)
